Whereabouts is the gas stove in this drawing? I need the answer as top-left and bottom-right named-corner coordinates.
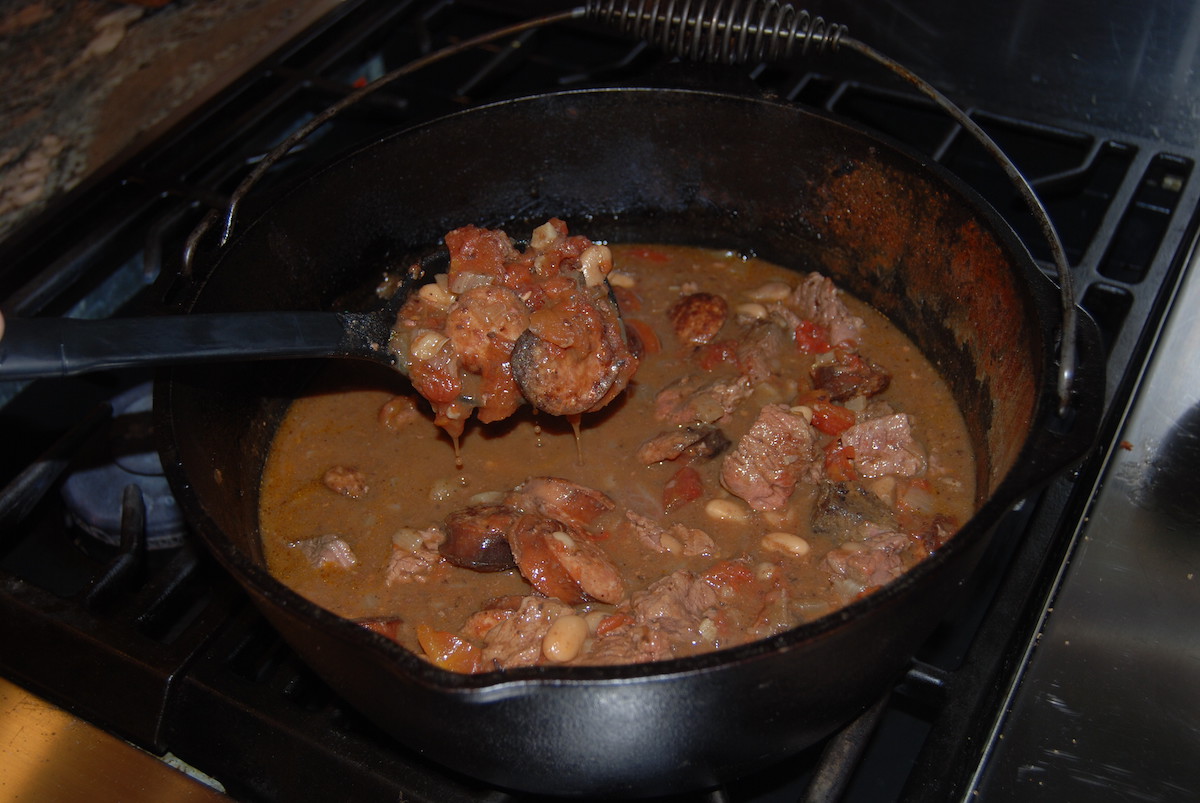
top-left (1, 1), bottom-right (1199, 801)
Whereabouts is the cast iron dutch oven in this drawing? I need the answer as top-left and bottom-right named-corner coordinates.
top-left (157, 87), bottom-right (1104, 797)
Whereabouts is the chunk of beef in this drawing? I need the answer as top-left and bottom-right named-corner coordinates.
top-left (654, 374), bottom-right (753, 425)
top-left (668, 292), bottom-right (729, 345)
top-left (291, 534), bottom-right (357, 570)
top-left (583, 571), bottom-right (718, 665)
top-left (579, 623), bottom-right (674, 665)
top-left (720, 404), bottom-right (822, 511)
top-left (811, 481), bottom-right (899, 542)
top-left (461, 595), bottom-right (526, 640)
top-left (322, 466), bottom-right (368, 499)
top-left (479, 595), bottom-right (575, 669)
top-left (629, 570), bottom-right (719, 644)
top-left (821, 526), bottom-right (914, 589)
top-left (789, 272), bottom-right (865, 347)
top-left (734, 319), bottom-right (786, 385)
top-left (840, 413), bottom-right (927, 478)
top-left (750, 586), bottom-right (793, 640)
top-left (635, 424), bottom-right (730, 465)
top-left (623, 511), bottom-right (718, 557)
top-left (811, 350), bottom-right (891, 401)
top-left (385, 527), bottom-right (444, 585)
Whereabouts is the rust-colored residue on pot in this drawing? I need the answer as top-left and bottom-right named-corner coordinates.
top-left (805, 156), bottom-right (1040, 498)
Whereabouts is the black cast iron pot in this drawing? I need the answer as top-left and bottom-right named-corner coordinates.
top-left (157, 87), bottom-right (1104, 797)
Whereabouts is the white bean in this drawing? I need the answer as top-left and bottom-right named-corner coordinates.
top-left (735, 302), bottom-right (768, 320)
top-left (543, 615), bottom-right (588, 662)
top-left (659, 533), bottom-right (683, 554)
top-left (762, 532), bottom-right (811, 557)
top-left (607, 270), bottom-right (636, 288)
top-left (745, 281), bottom-right (792, 302)
top-left (762, 508), bottom-right (794, 528)
top-left (705, 498), bottom-right (749, 522)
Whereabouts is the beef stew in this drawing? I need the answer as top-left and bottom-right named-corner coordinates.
top-left (259, 228), bottom-right (975, 672)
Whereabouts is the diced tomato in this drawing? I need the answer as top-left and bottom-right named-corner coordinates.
top-left (595, 612), bottom-right (635, 637)
top-left (702, 560), bottom-right (755, 591)
top-left (407, 360), bottom-right (462, 405)
top-left (416, 624), bottom-right (482, 674)
top-left (794, 320), bottom-right (831, 354)
top-left (809, 401), bottom-right (857, 436)
top-left (824, 441), bottom-right (857, 483)
top-left (624, 318), bottom-right (661, 356)
top-left (696, 339), bottom-right (738, 371)
top-left (662, 465), bottom-right (704, 512)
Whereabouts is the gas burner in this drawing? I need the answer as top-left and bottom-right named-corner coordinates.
top-left (61, 382), bottom-right (185, 550)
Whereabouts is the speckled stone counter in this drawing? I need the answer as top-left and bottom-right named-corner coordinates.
top-left (0, 0), bottom-right (342, 242)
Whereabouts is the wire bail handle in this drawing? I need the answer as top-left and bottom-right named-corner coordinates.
top-left (185, 0), bottom-right (1078, 414)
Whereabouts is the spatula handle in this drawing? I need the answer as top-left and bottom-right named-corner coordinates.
top-left (0, 312), bottom-right (347, 380)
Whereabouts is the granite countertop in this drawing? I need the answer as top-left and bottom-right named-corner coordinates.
top-left (0, 0), bottom-right (342, 243)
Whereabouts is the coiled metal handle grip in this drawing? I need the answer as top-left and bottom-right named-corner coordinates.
top-left (586, 0), bottom-right (846, 63)
top-left (185, 0), bottom-right (1077, 414)
top-left (586, 0), bottom-right (1077, 414)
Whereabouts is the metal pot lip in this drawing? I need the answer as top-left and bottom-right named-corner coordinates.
top-left (158, 84), bottom-right (1092, 693)
top-left (207, 84), bottom-right (1043, 285)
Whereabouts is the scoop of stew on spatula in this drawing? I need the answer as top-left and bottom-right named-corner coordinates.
top-left (389, 219), bottom-right (637, 440)
top-left (0, 220), bottom-right (637, 432)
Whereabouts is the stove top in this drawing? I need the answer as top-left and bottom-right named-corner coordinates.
top-left (2, 1), bottom-right (1199, 801)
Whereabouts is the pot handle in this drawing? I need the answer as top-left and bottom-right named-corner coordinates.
top-left (1021, 301), bottom-right (1106, 489)
top-left (182, 0), bottom-right (1086, 419)
top-left (839, 38), bottom-right (1081, 417)
top-left (180, 7), bottom-right (588, 278)
top-left (583, 0), bottom-right (1082, 416)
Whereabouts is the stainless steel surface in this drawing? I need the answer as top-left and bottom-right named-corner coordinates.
top-left (971, 236), bottom-right (1200, 800)
top-left (830, 0), bottom-right (1200, 149)
top-left (0, 677), bottom-right (227, 802)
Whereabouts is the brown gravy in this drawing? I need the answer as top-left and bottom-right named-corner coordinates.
top-left (259, 242), bottom-right (975, 672)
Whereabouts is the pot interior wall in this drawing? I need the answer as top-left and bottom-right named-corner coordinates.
top-left (166, 89), bottom-right (1045, 568)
